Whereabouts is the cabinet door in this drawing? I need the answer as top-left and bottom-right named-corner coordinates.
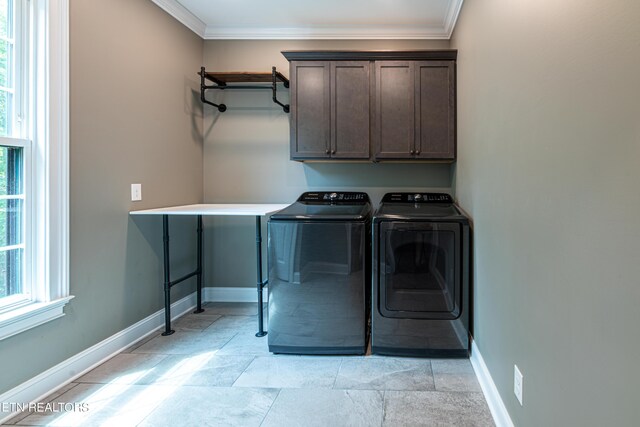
top-left (330, 61), bottom-right (371, 159)
top-left (414, 61), bottom-right (456, 160)
top-left (374, 61), bottom-right (414, 159)
top-left (290, 61), bottom-right (331, 160)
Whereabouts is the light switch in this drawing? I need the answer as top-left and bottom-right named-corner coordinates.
top-left (131, 184), bottom-right (142, 201)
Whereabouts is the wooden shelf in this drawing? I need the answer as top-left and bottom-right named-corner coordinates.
top-left (202, 71), bottom-right (289, 86)
top-left (198, 66), bottom-right (290, 113)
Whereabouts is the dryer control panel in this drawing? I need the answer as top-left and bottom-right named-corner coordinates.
top-left (382, 193), bottom-right (453, 203)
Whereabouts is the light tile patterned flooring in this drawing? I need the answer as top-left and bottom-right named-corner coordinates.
top-left (4, 303), bottom-right (494, 426)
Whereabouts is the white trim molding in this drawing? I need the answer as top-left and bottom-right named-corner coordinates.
top-left (44, 0), bottom-right (70, 302)
top-left (470, 339), bottom-right (515, 427)
top-left (0, 296), bottom-right (73, 341)
top-left (150, 0), bottom-right (206, 38)
top-left (151, 0), bottom-right (464, 40)
top-left (0, 0), bottom-right (72, 341)
top-left (203, 26), bottom-right (454, 40)
top-left (0, 287), bottom-right (278, 424)
top-left (0, 287), bottom-right (265, 423)
top-left (0, 293), bottom-right (197, 425)
top-left (443, 0), bottom-right (464, 38)
top-left (31, 0), bottom-right (70, 298)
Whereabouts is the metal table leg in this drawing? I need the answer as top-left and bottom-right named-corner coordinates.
top-left (162, 215), bottom-right (175, 336)
top-left (161, 214), bottom-right (204, 337)
top-left (194, 215), bottom-right (204, 314)
top-left (255, 216), bottom-right (267, 337)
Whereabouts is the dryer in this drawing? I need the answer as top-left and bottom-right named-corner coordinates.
top-left (372, 192), bottom-right (471, 357)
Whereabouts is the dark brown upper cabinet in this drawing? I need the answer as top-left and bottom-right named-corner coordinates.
top-left (283, 50), bottom-right (456, 162)
top-left (374, 61), bottom-right (415, 159)
top-left (288, 61), bottom-right (330, 159)
top-left (374, 60), bottom-right (456, 160)
top-left (288, 60), bottom-right (371, 160)
top-left (331, 62), bottom-right (371, 159)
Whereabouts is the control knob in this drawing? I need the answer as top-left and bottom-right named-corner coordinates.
top-left (329, 192), bottom-right (338, 201)
top-left (413, 193), bottom-right (423, 202)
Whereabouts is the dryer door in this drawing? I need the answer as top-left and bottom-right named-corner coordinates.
top-left (379, 221), bottom-right (461, 319)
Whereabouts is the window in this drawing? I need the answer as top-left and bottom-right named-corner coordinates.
top-left (0, 146), bottom-right (25, 303)
top-left (0, 0), bottom-right (28, 308)
top-left (0, 0), bottom-right (70, 340)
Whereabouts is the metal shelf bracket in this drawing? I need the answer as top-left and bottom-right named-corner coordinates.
top-left (199, 66), bottom-right (290, 113)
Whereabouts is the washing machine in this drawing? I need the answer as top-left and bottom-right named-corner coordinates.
top-left (372, 192), bottom-right (471, 357)
top-left (268, 191), bottom-right (371, 355)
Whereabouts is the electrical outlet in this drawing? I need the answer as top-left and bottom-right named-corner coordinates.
top-left (131, 184), bottom-right (142, 201)
top-left (514, 365), bottom-right (523, 406)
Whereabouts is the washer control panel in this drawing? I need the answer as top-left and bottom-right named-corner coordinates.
top-left (298, 192), bottom-right (369, 203)
top-left (382, 193), bottom-right (453, 203)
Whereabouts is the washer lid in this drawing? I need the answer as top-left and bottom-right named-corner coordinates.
top-left (271, 202), bottom-right (372, 221)
top-left (271, 192), bottom-right (372, 221)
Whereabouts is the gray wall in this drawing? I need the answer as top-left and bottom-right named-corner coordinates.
top-left (0, 0), bottom-right (203, 394)
top-left (202, 40), bottom-right (453, 288)
top-left (451, 0), bottom-right (640, 425)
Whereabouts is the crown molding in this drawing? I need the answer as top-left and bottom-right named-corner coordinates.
top-left (151, 0), bottom-right (206, 38)
top-left (203, 26), bottom-right (452, 40)
top-left (443, 0), bottom-right (464, 38)
top-left (152, 0), bottom-right (464, 40)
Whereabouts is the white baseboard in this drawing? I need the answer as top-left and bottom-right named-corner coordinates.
top-left (3, 290), bottom-right (511, 427)
top-left (204, 286), bottom-right (267, 303)
top-left (470, 339), bottom-right (515, 427)
top-left (0, 286), bottom-right (267, 423)
top-left (1, 289), bottom-right (515, 427)
top-left (0, 292), bottom-right (197, 425)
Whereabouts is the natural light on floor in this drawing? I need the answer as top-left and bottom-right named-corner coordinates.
top-left (45, 350), bottom-right (221, 426)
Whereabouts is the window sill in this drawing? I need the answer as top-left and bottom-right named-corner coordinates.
top-left (0, 296), bottom-right (74, 341)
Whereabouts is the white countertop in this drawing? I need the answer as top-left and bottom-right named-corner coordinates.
top-left (129, 203), bottom-right (290, 217)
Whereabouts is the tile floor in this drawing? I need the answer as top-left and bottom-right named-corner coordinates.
top-left (3, 303), bottom-right (494, 426)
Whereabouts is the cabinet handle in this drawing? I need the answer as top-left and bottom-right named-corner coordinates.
top-left (325, 149), bottom-right (330, 154)
top-left (410, 150), bottom-right (415, 155)
top-left (416, 150), bottom-right (421, 155)
top-left (331, 150), bottom-right (336, 154)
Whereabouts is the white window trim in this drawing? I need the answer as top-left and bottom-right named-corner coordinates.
top-left (0, 0), bottom-right (71, 341)
top-left (0, 296), bottom-right (72, 340)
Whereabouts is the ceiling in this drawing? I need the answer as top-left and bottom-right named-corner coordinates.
top-left (150, 0), bottom-right (464, 40)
